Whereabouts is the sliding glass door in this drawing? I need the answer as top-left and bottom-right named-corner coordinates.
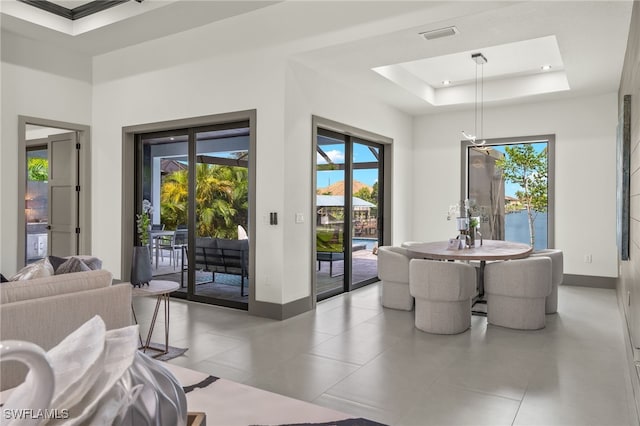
top-left (135, 121), bottom-right (251, 310)
top-left (315, 128), bottom-right (384, 301)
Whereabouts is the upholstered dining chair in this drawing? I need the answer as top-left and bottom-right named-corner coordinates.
top-left (529, 249), bottom-right (563, 314)
top-left (377, 246), bottom-right (414, 311)
top-left (409, 259), bottom-right (476, 334)
top-left (484, 257), bottom-right (552, 330)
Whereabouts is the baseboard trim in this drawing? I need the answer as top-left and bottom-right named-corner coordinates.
top-left (249, 296), bottom-right (313, 320)
top-left (563, 274), bottom-right (616, 289)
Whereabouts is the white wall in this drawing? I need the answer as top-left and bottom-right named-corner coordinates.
top-left (92, 49), bottom-right (287, 304)
top-left (283, 60), bottom-right (413, 303)
top-left (91, 43), bottom-right (414, 306)
top-left (413, 92), bottom-right (619, 277)
top-left (0, 32), bottom-right (92, 275)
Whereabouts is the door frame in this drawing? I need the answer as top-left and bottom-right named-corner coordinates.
top-left (311, 116), bottom-right (393, 306)
top-left (121, 110), bottom-right (257, 309)
top-left (17, 116), bottom-right (91, 269)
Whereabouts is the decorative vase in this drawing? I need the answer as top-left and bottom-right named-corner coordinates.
top-left (468, 228), bottom-right (476, 247)
top-left (131, 246), bottom-right (152, 287)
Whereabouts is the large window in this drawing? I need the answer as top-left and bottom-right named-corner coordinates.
top-left (461, 135), bottom-right (555, 250)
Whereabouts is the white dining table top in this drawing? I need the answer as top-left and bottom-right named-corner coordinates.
top-left (406, 239), bottom-right (533, 262)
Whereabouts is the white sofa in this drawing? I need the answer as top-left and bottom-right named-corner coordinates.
top-left (0, 270), bottom-right (132, 390)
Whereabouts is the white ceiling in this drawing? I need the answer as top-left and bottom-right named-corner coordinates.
top-left (0, 0), bottom-right (633, 116)
top-left (373, 35), bottom-right (570, 107)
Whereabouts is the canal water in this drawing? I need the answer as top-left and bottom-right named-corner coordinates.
top-left (505, 210), bottom-right (548, 251)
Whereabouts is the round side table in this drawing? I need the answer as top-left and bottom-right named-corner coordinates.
top-left (131, 280), bottom-right (179, 357)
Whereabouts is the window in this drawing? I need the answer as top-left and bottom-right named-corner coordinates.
top-left (461, 135), bottom-right (555, 250)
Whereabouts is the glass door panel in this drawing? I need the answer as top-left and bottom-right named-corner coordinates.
top-left (351, 141), bottom-right (381, 287)
top-left (136, 120), bottom-right (252, 310)
top-left (138, 131), bottom-right (189, 290)
top-left (193, 125), bottom-right (250, 307)
top-left (316, 132), bottom-right (346, 299)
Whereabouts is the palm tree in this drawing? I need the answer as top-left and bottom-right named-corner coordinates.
top-left (160, 170), bottom-right (188, 229)
top-left (160, 163), bottom-right (248, 238)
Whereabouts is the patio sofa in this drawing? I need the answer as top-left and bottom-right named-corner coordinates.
top-left (0, 269), bottom-right (132, 390)
top-left (182, 237), bottom-right (249, 296)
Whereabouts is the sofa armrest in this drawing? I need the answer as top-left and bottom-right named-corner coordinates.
top-left (0, 283), bottom-right (132, 391)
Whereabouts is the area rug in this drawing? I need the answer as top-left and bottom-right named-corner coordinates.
top-left (142, 343), bottom-right (188, 362)
top-left (164, 364), bottom-right (387, 426)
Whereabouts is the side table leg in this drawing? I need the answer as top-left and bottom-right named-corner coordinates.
top-left (164, 293), bottom-right (170, 355)
top-left (144, 295), bottom-right (163, 353)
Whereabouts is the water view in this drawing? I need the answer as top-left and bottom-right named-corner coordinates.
top-left (505, 210), bottom-right (547, 251)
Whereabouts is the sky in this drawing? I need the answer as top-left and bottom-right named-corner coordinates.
top-left (317, 143), bottom-right (379, 189)
top-left (315, 141), bottom-right (547, 196)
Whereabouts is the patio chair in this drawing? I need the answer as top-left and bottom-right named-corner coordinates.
top-left (158, 229), bottom-right (188, 269)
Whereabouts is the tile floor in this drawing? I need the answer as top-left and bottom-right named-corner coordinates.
top-left (132, 283), bottom-right (639, 425)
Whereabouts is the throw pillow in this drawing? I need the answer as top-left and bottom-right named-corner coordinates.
top-left (9, 258), bottom-right (54, 281)
top-left (77, 256), bottom-right (102, 271)
top-left (55, 257), bottom-right (91, 275)
top-left (47, 255), bottom-right (68, 272)
top-left (48, 256), bottom-right (103, 273)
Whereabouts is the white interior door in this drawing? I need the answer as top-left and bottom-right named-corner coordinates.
top-left (47, 132), bottom-right (79, 256)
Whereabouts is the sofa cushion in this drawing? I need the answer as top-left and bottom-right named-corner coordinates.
top-left (0, 270), bottom-right (113, 304)
top-left (9, 258), bottom-right (54, 281)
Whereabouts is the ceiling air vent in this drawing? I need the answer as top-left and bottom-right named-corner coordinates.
top-left (419, 26), bottom-right (459, 41)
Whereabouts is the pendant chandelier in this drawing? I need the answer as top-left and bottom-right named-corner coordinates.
top-left (462, 52), bottom-right (487, 146)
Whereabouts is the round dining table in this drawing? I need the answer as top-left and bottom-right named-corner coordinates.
top-left (405, 239), bottom-right (533, 299)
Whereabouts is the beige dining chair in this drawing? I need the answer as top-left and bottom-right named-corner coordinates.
top-left (377, 246), bottom-right (414, 311)
top-left (485, 257), bottom-right (552, 330)
top-left (529, 249), bottom-right (563, 314)
top-left (409, 259), bottom-right (476, 334)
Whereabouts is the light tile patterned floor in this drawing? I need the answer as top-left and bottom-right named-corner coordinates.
top-left (132, 283), bottom-right (639, 425)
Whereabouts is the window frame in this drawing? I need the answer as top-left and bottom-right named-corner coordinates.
top-left (460, 134), bottom-right (556, 249)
